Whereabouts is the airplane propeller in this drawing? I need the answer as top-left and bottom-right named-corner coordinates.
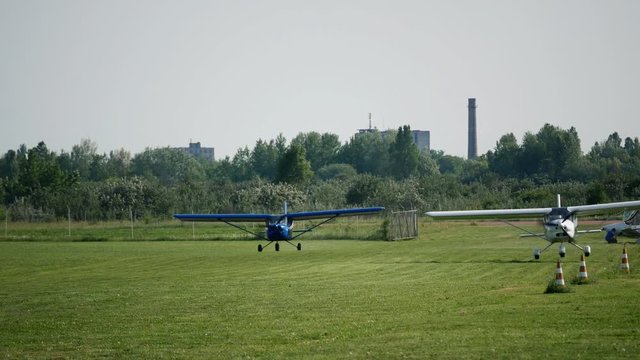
top-left (560, 209), bottom-right (577, 239)
top-left (560, 219), bottom-right (576, 239)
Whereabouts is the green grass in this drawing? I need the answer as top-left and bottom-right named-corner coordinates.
top-left (1, 222), bottom-right (639, 359)
top-left (0, 218), bottom-right (383, 241)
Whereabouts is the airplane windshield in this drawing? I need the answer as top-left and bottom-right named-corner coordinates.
top-left (547, 208), bottom-right (570, 221)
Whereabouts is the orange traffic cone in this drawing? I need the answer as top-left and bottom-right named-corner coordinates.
top-left (555, 260), bottom-right (565, 286)
top-left (620, 245), bottom-right (630, 273)
top-left (578, 254), bottom-right (588, 281)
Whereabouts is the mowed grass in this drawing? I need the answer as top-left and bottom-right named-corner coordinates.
top-left (0, 217), bottom-right (382, 241)
top-left (1, 222), bottom-right (639, 359)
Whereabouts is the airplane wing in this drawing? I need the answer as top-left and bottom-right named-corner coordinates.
top-left (426, 200), bottom-right (640, 220)
top-left (425, 207), bottom-right (551, 220)
top-left (567, 200), bottom-right (640, 217)
top-left (174, 207), bottom-right (385, 223)
top-left (173, 213), bottom-right (275, 223)
top-left (286, 207), bottom-right (385, 221)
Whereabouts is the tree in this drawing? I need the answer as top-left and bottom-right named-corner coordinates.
top-left (539, 125), bottom-right (581, 180)
top-left (307, 179), bottom-right (349, 209)
top-left (585, 182), bottom-right (608, 204)
top-left (97, 176), bottom-right (168, 219)
top-left (132, 147), bottom-right (204, 186)
top-left (251, 139), bottom-right (281, 180)
top-left (0, 179), bottom-right (5, 208)
top-left (18, 142), bottom-right (70, 207)
top-left (436, 155), bottom-right (465, 176)
top-left (624, 137), bottom-right (640, 158)
top-left (416, 151), bottom-right (439, 177)
top-left (510, 124), bottom-right (583, 181)
top-left (389, 125), bottom-right (419, 179)
top-left (0, 149), bottom-right (22, 181)
top-left (487, 133), bottom-right (520, 177)
top-left (255, 182), bottom-right (306, 212)
top-left (460, 157), bottom-right (490, 184)
top-left (105, 148), bottom-right (132, 178)
top-left (338, 131), bottom-right (391, 176)
top-left (316, 163), bottom-right (357, 181)
top-left (291, 132), bottom-right (341, 171)
top-left (229, 146), bottom-right (255, 182)
top-left (276, 144), bottom-right (313, 186)
top-left (70, 138), bottom-right (98, 180)
top-left (0, 149), bottom-right (25, 205)
top-left (346, 174), bottom-right (382, 205)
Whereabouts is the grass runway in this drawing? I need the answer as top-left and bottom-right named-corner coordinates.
top-left (1, 222), bottom-right (639, 358)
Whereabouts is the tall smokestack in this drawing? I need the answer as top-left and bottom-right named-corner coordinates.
top-left (467, 98), bottom-right (477, 160)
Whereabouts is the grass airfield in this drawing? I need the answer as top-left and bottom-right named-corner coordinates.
top-left (1, 221), bottom-right (639, 359)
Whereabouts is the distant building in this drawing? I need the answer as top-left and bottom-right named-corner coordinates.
top-left (356, 114), bottom-right (430, 152)
top-left (407, 130), bottom-right (430, 152)
top-left (358, 113), bottom-right (378, 134)
top-left (176, 142), bottom-right (215, 161)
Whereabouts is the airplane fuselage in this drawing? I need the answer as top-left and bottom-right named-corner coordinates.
top-left (266, 223), bottom-right (292, 240)
top-left (542, 207), bottom-right (577, 243)
top-left (602, 222), bottom-right (640, 243)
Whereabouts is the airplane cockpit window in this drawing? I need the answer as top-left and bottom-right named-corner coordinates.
top-left (547, 208), bottom-right (570, 221)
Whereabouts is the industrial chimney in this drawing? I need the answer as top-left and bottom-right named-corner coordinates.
top-left (467, 98), bottom-right (477, 160)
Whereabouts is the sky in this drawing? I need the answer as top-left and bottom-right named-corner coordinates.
top-left (1, 0), bottom-right (639, 159)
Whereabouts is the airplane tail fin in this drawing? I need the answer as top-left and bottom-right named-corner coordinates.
top-left (283, 201), bottom-right (291, 226)
top-left (624, 210), bottom-right (639, 225)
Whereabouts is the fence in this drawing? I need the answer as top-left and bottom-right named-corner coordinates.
top-left (389, 210), bottom-right (418, 241)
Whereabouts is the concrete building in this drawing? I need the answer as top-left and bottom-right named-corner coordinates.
top-left (177, 141), bottom-right (215, 161)
top-left (409, 130), bottom-right (430, 152)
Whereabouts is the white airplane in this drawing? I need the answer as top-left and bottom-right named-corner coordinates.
top-left (426, 195), bottom-right (640, 259)
top-left (601, 210), bottom-right (640, 244)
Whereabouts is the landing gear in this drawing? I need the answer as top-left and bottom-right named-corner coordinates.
top-left (568, 242), bottom-right (591, 257)
top-left (533, 242), bottom-right (556, 260)
top-left (258, 241), bottom-right (302, 252)
top-left (533, 242), bottom-right (591, 260)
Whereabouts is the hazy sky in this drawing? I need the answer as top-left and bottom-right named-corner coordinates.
top-left (1, 0), bottom-right (638, 159)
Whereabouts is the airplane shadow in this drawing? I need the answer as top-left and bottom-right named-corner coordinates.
top-left (383, 259), bottom-right (541, 265)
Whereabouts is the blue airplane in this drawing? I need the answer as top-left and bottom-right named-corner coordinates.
top-left (602, 210), bottom-right (640, 243)
top-left (174, 203), bottom-right (384, 252)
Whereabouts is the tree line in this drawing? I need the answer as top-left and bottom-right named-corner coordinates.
top-left (1, 124), bottom-right (639, 221)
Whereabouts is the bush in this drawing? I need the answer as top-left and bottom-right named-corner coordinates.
top-left (544, 279), bottom-right (572, 294)
top-left (380, 218), bottom-right (390, 241)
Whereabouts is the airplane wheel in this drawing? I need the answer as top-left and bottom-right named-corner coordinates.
top-left (258, 244), bottom-right (263, 252)
top-left (275, 242), bottom-right (280, 252)
top-left (297, 243), bottom-right (301, 251)
top-left (533, 248), bottom-right (540, 260)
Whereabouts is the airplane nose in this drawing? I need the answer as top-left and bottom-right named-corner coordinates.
top-left (561, 220), bottom-right (576, 238)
